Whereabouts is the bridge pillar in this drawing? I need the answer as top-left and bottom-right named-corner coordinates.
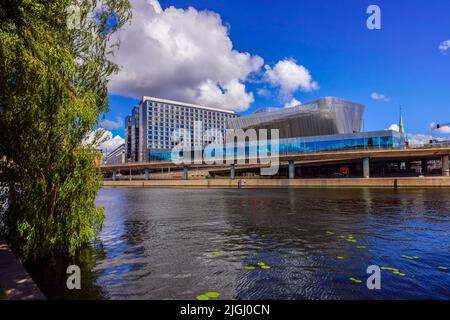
top-left (230, 164), bottom-right (236, 179)
top-left (421, 160), bottom-right (428, 175)
top-left (144, 168), bottom-right (149, 180)
top-left (129, 168), bottom-right (132, 181)
top-left (112, 169), bottom-right (117, 181)
top-left (363, 158), bottom-right (370, 178)
top-left (288, 160), bottom-right (295, 179)
top-left (442, 155), bottom-right (449, 177)
top-left (183, 166), bottom-right (189, 180)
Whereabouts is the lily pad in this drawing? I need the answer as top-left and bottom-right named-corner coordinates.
top-left (257, 262), bottom-right (266, 266)
top-left (196, 295), bottom-right (209, 300)
top-left (261, 265), bottom-right (271, 270)
top-left (212, 251), bottom-right (221, 256)
top-left (357, 246), bottom-right (367, 249)
top-left (326, 231), bottom-right (334, 235)
top-left (381, 266), bottom-right (399, 272)
top-left (401, 255), bottom-right (419, 260)
top-left (206, 292), bottom-right (221, 298)
top-left (337, 256), bottom-right (345, 260)
top-left (437, 266), bottom-right (448, 270)
top-left (349, 277), bottom-right (362, 283)
top-left (244, 266), bottom-right (256, 270)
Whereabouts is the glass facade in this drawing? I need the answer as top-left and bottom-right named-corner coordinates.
top-left (148, 130), bottom-right (405, 162)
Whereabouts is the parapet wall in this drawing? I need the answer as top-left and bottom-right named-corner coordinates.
top-left (103, 177), bottom-right (450, 189)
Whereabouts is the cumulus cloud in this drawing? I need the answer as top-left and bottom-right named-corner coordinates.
top-left (387, 124), bottom-right (400, 132)
top-left (256, 88), bottom-right (271, 98)
top-left (84, 129), bottom-right (125, 155)
top-left (430, 122), bottom-right (450, 134)
top-left (108, 0), bottom-right (263, 111)
top-left (284, 98), bottom-right (302, 108)
top-left (264, 59), bottom-right (318, 100)
top-left (99, 116), bottom-right (124, 130)
top-left (439, 40), bottom-right (450, 54)
top-left (370, 92), bottom-right (390, 102)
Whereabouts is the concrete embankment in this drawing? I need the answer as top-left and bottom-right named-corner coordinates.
top-left (0, 240), bottom-right (46, 300)
top-left (103, 177), bottom-right (450, 189)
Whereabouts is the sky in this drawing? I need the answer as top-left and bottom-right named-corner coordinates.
top-left (99, 0), bottom-right (450, 151)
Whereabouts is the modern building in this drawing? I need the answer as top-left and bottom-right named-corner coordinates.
top-left (146, 97), bottom-right (406, 162)
top-left (227, 97), bottom-right (364, 139)
top-left (105, 144), bottom-right (125, 165)
top-left (124, 115), bottom-right (132, 161)
top-left (125, 96), bottom-right (238, 162)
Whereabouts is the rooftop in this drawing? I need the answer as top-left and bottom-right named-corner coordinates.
top-left (141, 96), bottom-right (237, 115)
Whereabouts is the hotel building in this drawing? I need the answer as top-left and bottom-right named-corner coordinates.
top-left (125, 96), bottom-right (238, 162)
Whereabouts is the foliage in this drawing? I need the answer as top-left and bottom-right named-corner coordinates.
top-left (0, 0), bottom-right (131, 259)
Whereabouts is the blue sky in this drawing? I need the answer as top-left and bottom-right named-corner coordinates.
top-left (104, 0), bottom-right (450, 142)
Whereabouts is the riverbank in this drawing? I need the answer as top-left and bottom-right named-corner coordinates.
top-left (0, 240), bottom-right (46, 300)
top-left (103, 176), bottom-right (450, 189)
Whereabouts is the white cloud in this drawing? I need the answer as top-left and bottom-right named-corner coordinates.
top-left (256, 88), bottom-right (271, 98)
top-left (387, 124), bottom-right (399, 132)
top-left (370, 92), bottom-right (390, 102)
top-left (408, 134), bottom-right (434, 145)
top-left (430, 122), bottom-right (450, 134)
top-left (264, 59), bottom-right (318, 100)
top-left (84, 129), bottom-right (124, 155)
top-left (99, 116), bottom-right (124, 130)
top-left (284, 98), bottom-right (302, 108)
top-left (108, 0), bottom-right (263, 112)
top-left (439, 40), bottom-right (450, 54)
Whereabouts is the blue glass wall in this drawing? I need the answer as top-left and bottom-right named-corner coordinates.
top-left (149, 130), bottom-right (405, 162)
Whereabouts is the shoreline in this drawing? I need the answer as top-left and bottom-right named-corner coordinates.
top-left (103, 177), bottom-right (450, 189)
top-left (0, 240), bottom-right (46, 300)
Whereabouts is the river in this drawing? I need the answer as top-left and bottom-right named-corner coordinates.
top-left (27, 188), bottom-right (450, 299)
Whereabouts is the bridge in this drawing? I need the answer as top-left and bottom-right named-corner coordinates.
top-left (100, 146), bottom-right (450, 180)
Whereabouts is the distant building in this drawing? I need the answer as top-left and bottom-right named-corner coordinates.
top-left (125, 96), bottom-right (238, 162)
top-left (105, 144), bottom-right (125, 165)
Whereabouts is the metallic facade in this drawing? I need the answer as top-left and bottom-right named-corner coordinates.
top-left (227, 97), bottom-right (364, 139)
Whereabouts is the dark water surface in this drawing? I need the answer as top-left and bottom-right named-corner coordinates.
top-left (28, 188), bottom-right (450, 299)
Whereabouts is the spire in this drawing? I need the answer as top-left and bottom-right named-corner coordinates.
top-left (399, 106), bottom-right (408, 142)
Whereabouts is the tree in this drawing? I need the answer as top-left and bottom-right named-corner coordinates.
top-left (0, 0), bottom-right (131, 259)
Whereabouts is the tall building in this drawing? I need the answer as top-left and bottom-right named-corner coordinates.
top-left (126, 96), bottom-right (238, 162)
top-left (124, 115), bottom-right (132, 161)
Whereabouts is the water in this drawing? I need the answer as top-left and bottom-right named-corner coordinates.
top-left (27, 188), bottom-right (450, 300)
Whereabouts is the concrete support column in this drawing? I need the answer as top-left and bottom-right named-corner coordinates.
top-left (144, 168), bottom-right (149, 180)
top-left (288, 160), bottom-right (295, 179)
top-left (129, 168), bottom-right (132, 181)
top-left (442, 155), bottom-right (449, 177)
top-left (183, 166), bottom-right (189, 180)
top-left (363, 158), bottom-right (370, 178)
top-left (230, 164), bottom-right (235, 180)
top-left (421, 160), bottom-right (428, 175)
top-left (112, 169), bottom-right (117, 181)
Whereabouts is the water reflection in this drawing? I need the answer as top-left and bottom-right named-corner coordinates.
top-left (27, 188), bottom-right (450, 300)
